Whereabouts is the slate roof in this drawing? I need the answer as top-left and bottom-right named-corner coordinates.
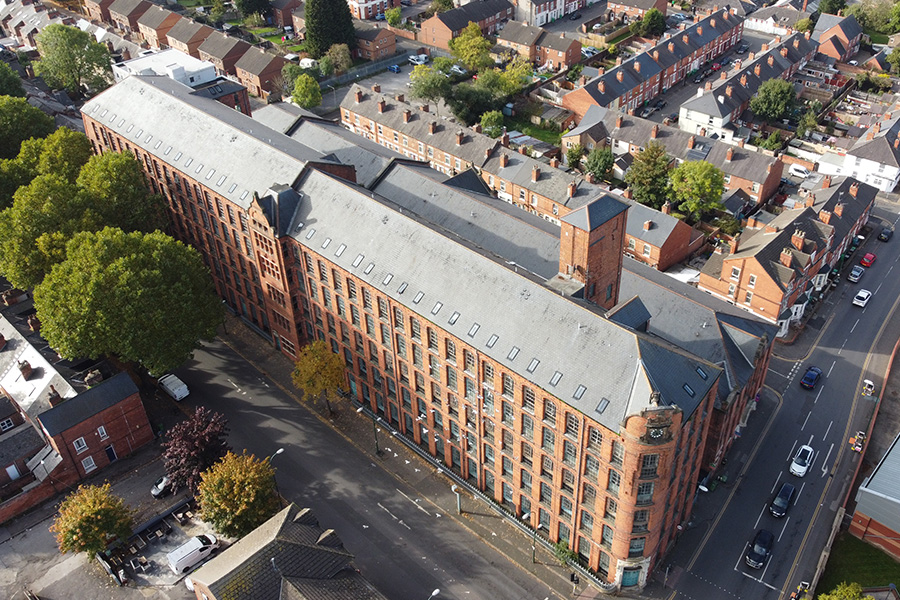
top-left (748, 4), bottom-right (810, 27)
top-left (610, 0), bottom-right (663, 8)
top-left (602, 112), bottom-right (781, 184)
top-left (271, 0), bottom-right (299, 10)
top-left (355, 27), bottom-right (390, 42)
top-left (539, 31), bottom-right (578, 53)
top-left (867, 49), bottom-right (890, 71)
top-left (432, 0), bottom-right (513, 32)
top-left (166, 18), bottom-right (212, 44)
top-left (341, 85), bottom-right (497, 166)
top-left (82, 76), bottom-right (328, 210)
top-left (76, 18), bottom-right (143, 58)
top-left (621, 198), bottom-right (685, 248)
top-left (496, 20), bottom-right (543, 47)
top-left (812, 13), bottom-right (862, 43)
top-left (235, 45), bottom-right (283, 75)
top-left (137, 5), bottom-right (179, 29)
top-left (39, 372), bottom-right (138, 437)
top-left (252, 102), bottom-right (317, 133)
top-left (108, 0), bottom-right (148, 18)
top-left (198, 30), bottom-right (251, 61)
top-left (190, 504), bottom-right (384, 600)
top-left (0, 424), bottom-right (43, 468)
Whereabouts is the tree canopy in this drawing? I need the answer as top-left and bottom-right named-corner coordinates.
top-left (818, 0), bottom-right (846, 15)
top-left (33, 228), bottom-right (223, 375)
top-left (638, 8), bottom-right (667, 36)
top-left (35, 24), bottom-right (112, 95)
top-left (0, 61), bottom-right (25, 97)
top-left (584, 147), bottom-right (614, 182)
top-left (304, 0), bottom-right (356, 58)
top-left (163, 406), bottom-right (231, 495)
top-left (292, 73), bottom-right (322, 108)
top-left (566, 144), bottom-right (584, 170)
top-left (409, 64), bottom-right (451, 112)
top-left (432, 0), bottom-right (453, 12)
top-left (0, 96), bottom-right (55, 160)
top-left (324, 43), bottom-right (352, 75)
top-left (291, 339), bottom-right (347, 413)
top-left (750, 78), bottom-right (796, 122)
top-left (796, 110), bottom-right (819, 139)
top-left (888, 47), bottom-right (900, 73)
top-left (624, 140), bottom-right (670, 209)
top-left (669, 160), bottom-right (725, 221)
top-left (794, 17), bottom-right (813, 32)
top-left (449, 22), bottom-right (494, 71)
top-left (199, 451), bottom-right (281, 537)
top-left (818, 582), bottom-right (866, 600)
top-left (234, 0), bottom-right (269, 16)
top-left (50, 484), bottom-right (133, 555)
top-left (480, 110), bottom-right (504, 137)
top-left (385, 6), bottom-right (402, 26)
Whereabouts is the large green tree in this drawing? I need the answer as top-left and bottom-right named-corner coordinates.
top-left (385, 6), bottom-right (402, 26)
top-left (292, 73), bottom-right (322, 108)
top-left (324, 43), bottom-right (352, 75)
top-left (818, 0), bottom-right (846, 15)
top-left (304, 0), bottom-right (356, 58)
top-left (888, 47), bottom-right (900, 73)
top-left (432, 0), bottom-right (453, 12)
top-left (750, 78), bottom-right (796, 122)
top-left (234, 0), bottom-right (269, 16)
top-left (624, 140), bottom-right (670, 209)
top-left (35, 24), bottom-right (112, 95)
top-left (449, 22), bottom-right (493, 71)
top-left (0, 127), bottom-right (92, 208)
top-left (640, 8), bottom-right (667, 36)
top-left (566, 143), bottom-right (584, 170)
top-left (480, 110), bottom-right (504, 137)
top-left (0, 96), bottom-right (54, 160)
top-left (445, 83), bottom-right (498, 124)
top-left (584, 147), bottom-right (614, 181)
top-left (50, 484), bottom-right (133, 555)
top-left (0, 61), bottom-right (25, 97)
top-left (796, 110), bottom-right (819, 138)
top-left (668, 160), bottom-right (725, 221)
top-left (199, 451), bottom-right (281, 537)
top-left (33, 228), bottom-right (223, 375)
top-left (76, 151), bottom-right (166, 232)
top-left (409, 64), bottom-right (451, 114)
top-left (291, 339), bottom-right (347, 413)
top-left (163, 407), bottom-right (231, 494)
top-left (818, 582), bottom-right (866, 600)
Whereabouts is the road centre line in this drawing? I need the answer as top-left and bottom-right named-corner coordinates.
top-left (876, 283), bottom-right (883, 294)
top-left (778, 517), bottom-right (790, 543)
top-left (754, 505), bottom-right (766, 529)
top-left (801, 412), bottom-right (810, 431)
top-left (824, 420), bottom-right (833, 440)
top-left (815, 387), bottom-right (824, 405)
top-left (787, 440), bottom-right (798, 461)
top-left (771, 473), bottom-right (782, 494)
top-left (795, 482), bottom-right (805, 504)
top-left (851, 319), bottom-right (860, 333)
top-left (839, 339), bottom-right (847, 355)
top-left (827, 361), bottom-right (836, 377)
top-left (397, 488), bottom-right (431, 515)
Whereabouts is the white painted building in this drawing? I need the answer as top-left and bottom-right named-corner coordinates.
top-left (816, 115), bottom-right (900, 193)
top-left (112, 48), bottom-right (217, 87)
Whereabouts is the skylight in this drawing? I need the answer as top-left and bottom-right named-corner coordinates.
top-left (527, 359), bottom-right (539, 373)
top-left (550, 371), bottom-right (562, 386)
top-left (305, 228), bottom-right (316, 240)
top-left (448, 312), bottom-right (460, 325)
top-left (321, 238), bottom-right (331, 249)
top-left (507, 347), bottom-right (519, 360)
top-left (352, 254), bottom-right (364, 267)
top-left (413, 291), bottom-right (424, 304)
top-left (486, 335), bottom-right (498, 348)
top-left (364, 263), bottom-right (374, 274)
top-left (468, 323), bottom-right (480, 337)
top-left (431, 302), bottom-right (442, 315)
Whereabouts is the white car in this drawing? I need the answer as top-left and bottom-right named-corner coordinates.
top-left (408, 54), bottom-right (429, 66)
top-left (449, 64), bottom-right (467, 76)
top-left (852, 289), bottom-right (872, 307)
top-left (790, 445), bottom-right (814, 477)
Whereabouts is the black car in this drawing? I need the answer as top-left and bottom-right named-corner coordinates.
top-left (745, 529), bottom-right (774, 569)
top-left (654, 99), bottom-right (667, 110)
top-left (570, 12), bottom-right (582, 19)
top-left (800, 366), bottom-right (822, 389)
top-left (737, 43), bottom-right (750, 53)
top-left (769, 482), bottom-right (795, 517)
top-left (879, 227), bottom-right (894, 241)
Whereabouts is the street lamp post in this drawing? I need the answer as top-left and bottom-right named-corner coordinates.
top-left (427, 590), bottom-right (440, 600)
top-left (268, 448), bottom-right (285, 504)
top-left (532, 523), bottom-right (544, 564)
top-left (357, 406), bottom-right (382, 455)
top-left (451, 484), bottom-right (461, 515)
top-left (327, 84), bottom-right (337, 106)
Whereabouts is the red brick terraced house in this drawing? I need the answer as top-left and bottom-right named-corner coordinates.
top-left (235, 47), bottom-right (287, 99)
top-left (420, 0), bottom-right (513, 50)
top-left (496, 21), bottom-right (582, 70)
top-left (812, 13), bottom-right (863, 63)
top-left (137, 5), bottom-right (182, 49)
top-left (562, 7), bottom-right (743, 122)
top-left (82, 74), bottom-right (742, 591)
top-left (698, 177), bottom-right (876, 336)
top-left (198, 31), bottom-right (252, 77)
top-left (347, 0), bottom-right (395, 20)
top-left (607, 0), bottom-right (667, 21)
top-left (270, 0), bottom-right (302, 29)
top-left (83, 0), bottom-right (115, 23)
top-left (107, 0), bottom-right (151, 34)
top-left (165, 18), bottom-right (214, 59)
top-left (354, 27), bottom-right (396, 61)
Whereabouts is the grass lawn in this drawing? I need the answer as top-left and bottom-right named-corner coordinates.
top-left (816, 532), bottom-right (900, 595)
top-left (865, 29), bottom-right (889, 44)
top-left (504, 116), bottom-right (562, 145)
top-left (606, 31), bottom-right (632, 46)
top-left (176, 0), bottom-right (207, 7)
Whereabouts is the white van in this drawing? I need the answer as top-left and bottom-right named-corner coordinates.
top-left (789, 164), bottom-right (810, 179)
top-left (299, 57), bottom-right (318, 70)
top-left (159, 374), bottom-right (189, 401)
top-left (167, 534), bottom-right (219, 574)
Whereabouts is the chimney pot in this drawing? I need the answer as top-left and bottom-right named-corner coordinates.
top-left (456, 130), bottom-right (464, 145)
top-left (532, 166), bottom-right (540, 182)
top-left (403, 109), bottom-right (411, 122)
top-left (643, 220), bottom-right (652, 230)
top-left (616, 115), bottom-right (623, 128)
top-left (550, 157), bottom-right (560, 168)
top-left (372, 84), bottom-right (381, 93)
top-left (849, 182), bottom-right (859, 197)
top-left (688, 135), bottom-right (695, 149)
top-left (567, 181), bottom-right (576, 197)
top-left (500, 153), bottom-right (509, 167)
top-left (651, 124), bottom-right (658, 139)
top-left (726, 147), bottom-right (734, 161)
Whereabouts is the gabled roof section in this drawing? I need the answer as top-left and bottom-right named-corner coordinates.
top-left (813, 13), bottom-right (862, 43)
top-left (39, 372), bottom-right (137, 437)
top-left (236, 46), bottom-right (284, 75)
top-left (606, 295), bottom-right (652, 330)
top-left (108, 0), bottom-right (148, 17)
top-left (848, 112), bottom-right (900, 167)
top-left (166, 18), bottom-right (213, 44)
top-left (496, 19), bottom-right (542, 47)
top-left (137, 5), bottom-right (179, 29)
top-left (638, 339), bottom-right (720, 418)
top-left (432, 0), bottom-right (513, 32)
top-left (560, 194), bottom-right (629, 231)
top-left (198, 30), bottom-right (251, 60)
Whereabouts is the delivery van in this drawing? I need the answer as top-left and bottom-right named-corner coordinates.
top-left (167, 534), bottom-right (219, 574)
top-left (159, 374), bottom-right (189, 401)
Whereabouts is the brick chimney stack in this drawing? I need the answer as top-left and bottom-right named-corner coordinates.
top-left (48, 385), bottom-right (63, 408)
top-left (711, 18), bottom-right (716, 27)
top-left (794, 38), bottom-right (799, 49)
top-left (403, 109), bottom-right (411, 123)
top-left (683, 34), bottom-right (689, 44)
top-left (420, 104), bottom-right (429, 112)
top-left (372, 84), bottom-right (381, 93)
top-left (377, 99), bottom-right (386, 113)
top-left (791, 229), bottom-right (805, 250)
top-left (697, 26), bottom-right (703, 36)
top-left (688, 135), bottom-right (695, 149)
top-left (728, 233), bottom-right (740, 254)
top-left (720, 70), bottom-right (727, 80)
top-left (741, 74), bottom-right (748, 87)
top-left (775, 35), bottom-right (782, 44)
top-left (532, 166), bottom-right (540, 182)
top-left (0, 333), bottom-right (5, 352)
top-left (737, 138), bottom-right (745, 148)
top-left (781, 47), bottom-right (788, 57)
top-left (643, 220), bottom-right (653, 230)
top-left (780, 247), bottom-right (793, 267)
top-left (501, 129), bottom-right (509, 147)
top-left (599, 80), bottom-right (606, 93)
top-left (485, 147), bottom-right (492, 160)
top-left (834, 203), bottom-right (845, 217)
top-left (661, 201), bottom-right (671, 215)
top-left (823, 175), bottom-right (832, 188)
top-left (749, 52), bottom-right (756, 61)
top-left (895, 138), bottom-right (900, 149)
top-left (616, 114), bottom-right (623, 128)
top-left (550, 156), bottom-right (560, 168)
top-left (726, 147), bottom-right (734, 162)
top-left (18, 360), bottom-right (32, 380)
top-left (850, 182), bottom-right (859, 197)
top-left (428, 120), bottom-right (437, 134)
top-left (726, 85), bottom-right (733, 97)
top-left (705, 81), bottom-right (713, 91)
top-left (754, 64), bottom-right (761, 77)
top-left (456, 130), bottom-right (464, 145)
top-left (819, 209), bottom-right (831, 224)
top-left (354, 89), bottom-right (363, 103)
top-left (651, 124), bottom-right (659, 139)
top-left (762, 43), bottom-right (769, 52)
top-left (396, 93), bottom-right (405, 103)
top-left (567, 181), bottom-right (576, 197)
top-left (617, 71), bottom-right (624, 82)
top-left (500, 153), bottom-right (509, 167)
top-left (634, 61), bottom-right (641, 73)
top-left (668, 42), bottom-right (675, 53)
top-left (27, 314), bottom-right (39, 332)
top-left (653, 50), bottom-right (659, 61)
top-left (767, 56), bottom-right (774, 66)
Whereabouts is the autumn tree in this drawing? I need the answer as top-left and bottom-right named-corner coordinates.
top-left (584, 147), bottom-right (614, 182)
top-left (163, 407), bottom-right (231, 495)
top-left (624, 140), bottom-right (670, 209)
top-left (324, 43), bottom-right (352, 75)
top-left (50, 484), bottom-right (133, 556)
top-left (794, 17), bottom-right (813, 32)
top-left (0, 96), bottom-right (54, 160)
top-left (669, 160), bottom-right (724, 221)
top-left (292, 73), bottom-right (322, 108)
top-left (35, 24), bottom-right (112, 95)
top-left (449, 22), bottom-right (493, 71)
top-left (0, 61), bottom-right (25, 97)
top-left (432, 0), bottom-right (453, 12)
top-left (888, 47), bottom-right (900, 73)
top-left (33, 228), bottom-right (223, 375)
top-left (304, 0), bottom-right (356, 58)
top-left (796, 109), bottom-right (819, 138)
top-left (408, 64), bottom-right (451, 114)
top-left (385, 6), bottom-right (401, 26)
top-left (291, 339), bottom-right (347, 413)
top-left (818, 582), bottom-right (866, 600)
top-left (199, 451), bottom-right (281, 537)
top-left (750, 78), bottom-right (796, 122)
top-left (818, 0), bottom-right (845, 15)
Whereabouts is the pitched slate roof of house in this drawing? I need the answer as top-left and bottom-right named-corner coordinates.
top-left (433, 0), bottom-right (513, 32)
top-left (818, 35), bottom-right (847, 58)
top-left (621, 199), bottom-right (685, 248)
top-left (748, 4), bottom-right (810, 27)
top-left (235, 45), bottom-right (285, 75)
top-left (812, 13), bottom-right (862, 43)
top-left (39, 372), bottom-right (138, 437)
top-left (867, 49), bottom-right (891, 71)
top-left (540, 31), bottom-right (578, 53)
top-left (191, 504), bottom-right (384, 600)
top-left (108, 0), bottom-right (148, 17)
top-left (848, 112), bottom-right (900, 167)
top-left (166, 18), bottom-right (213, 44)
top-left (137, 5), bottom-right (179, 29)
top-left (609, 0), bottom-right (664, 10)
top-left (496, 20), bottom-right (543, 47)
top-left (600, 112), bottom-right (780, 184)
top-left (355, 27), bottom-right (390, 42)
top-left (198, 30), bottom-right (251, 60)
top-left (340, 85), bottom-right (497, 166)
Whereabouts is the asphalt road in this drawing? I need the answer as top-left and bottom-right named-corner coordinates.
top-left (173, 341), bottom-right (561, 600)
top-left (665, 200), bottom-right (900, 600)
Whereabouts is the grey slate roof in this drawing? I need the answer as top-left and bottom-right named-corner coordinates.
top-left (496, 20), bottom-right (543, 47)
top-left (137, 5), bottom-right (179, 29)
top-left (848, 112), bottom-right (900, 167)
top-left (81, 76), bottom-right (328, 210)
top-left (433, 0), bottom-right (513, 32)
top-left (190, 504), bottom-right (383, 600)
top-left (0, 424), bottom-right (43, 468)
top-left (235, 45), bottom-right (282, 75)
top-left (611, 0), bottom-right (664, 9)
top-left (621, 198), bottom-right (684, 248)
top-left (108, 0), bottom-right (148, 17)
top-left (198, 30), bottom-right (251, 61)
top-left (561, 194), bottom-right (629, 231)
top-left (39, 372), bottom-right (138, 437)
top-left (812, 13), bottom-right (862, 43)
top-left (252, 102), bottom-right (317, 133)
top-left (281, 167), bottom-right (718, 428)
top-left (748, 4), bottom-right (810, 27)
top-left (166, 18), bottom-right (212, 44)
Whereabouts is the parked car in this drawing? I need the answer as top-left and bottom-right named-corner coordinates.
top-left (847, 265), bottom-right (865, 283)
top-left (860, 252), bottom-right (876, 267)
top-left (408, 54), bottom-right (429, 65)
top-left (449, 64), bottom-right (467, 76)
top-left (790, 445), bottom-right (814, 477)
top-left (592, 23), bottom-right (604, 30)
top-left (654, 99), bottom-right (667, 110)
top-left (400, 0), bottom-right (412, 5)
top-left (737, 43), bottom-right (750, 53)
top-left (710, 62), bottom-right (722, 72)
top-left (388, 64), bottom-right (402, 73)
top-left (639, 106), bottom-right (654, 118)
top-left (151, 475), bottom-right (172, 498)
top-left (374, 12), bottom-right (386, 20)
top-left (789, 164), bottom-right (810, 178)
top-left (570, 12), bottom-right (582, 19)
top-left (879, 228), bottom-right (893, 241)
top-left (852, 289), bottom-right (872, 307)
top-left (745, 529), bottom-right (774, 569)
top-left (800, 366), bottom-right (822, 389)
top-left (769, 482), bottom-right (795, 518)
top-left (159, 374), bottom-right (189, 401)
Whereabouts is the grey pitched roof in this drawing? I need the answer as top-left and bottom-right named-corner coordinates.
top-left (235, 46), bottom-right (283, 75)
top-left (433, 0), bottom-right (513, 32)
top-left (108, 0), bottom-right (148, 17)
top-left (271, 0), bottom-right (299, 10)
top-left (281, 572), bottom-right (389, 600)
top-left (539, 31), bottom-right (578, 53)
top-left (81, 76), bottom-right (326, 210)
top-left (39, 372), bottom-right (138, 437)
top-left (621, 198), bottom-right (685, 247)
top-left (749, 4), bottom-right (810, 26)
top-left (812, 13), bottom-right (862, 42)
top-left (166, 18), bottom-right (212, 44)
top-left (341, 85), bottom-right (497, 166)
top-left (137, 5), bottom-right (179, 29)
top-left (603, 113), bottom-right (780, 183)
top-left (496, 20), bottom-right (543, 47)
top-left (355, 27), bottom-right (389, 42)
top-left (561, 194), bottom-right (630, 231)
top-left (192, 504), bottom-right (366, 600)
top-left (251, 102), bottom-right (317, 133)
top-left (611, 0), bottom-right (663, 9)
top-left (565, 105), bottom-right (609, 139)
top-left (0, 423), bottom-right (42, 467)
top-left (848, 112), bottom-right (900, 167)
top-left (198, 30), bottom-right (251, 60)
top-left (606, 295), bottom-right (652, 330)
top-left (286, 167), bottom-right (716, 428)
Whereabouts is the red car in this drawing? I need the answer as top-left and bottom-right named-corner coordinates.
top-left (710, 63), bottom-right (722, 71)
top-left (860, 252), bottom-right (876, 267)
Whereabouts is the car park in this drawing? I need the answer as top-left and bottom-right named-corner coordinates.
top-left (800, 366), bottom-right (822, 389)
top-left (790, 445), bottom-right (814, 477)
top-left (852, 289), bottom-right (872, 307)
top-left (847, 265), bottom-right (865, 282)
top-left (769, 482), bottom-right (795, 518)
top-left (860, 252), bottom-right (876, 267)
top-left (745, 529), bottom-right (774, 569)
top-left (388, 64), bottom-right (402, 73)
top-left (879, 228), bottom-right (893, 241)
top-left (151, 475), bottom-right (172, 498)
